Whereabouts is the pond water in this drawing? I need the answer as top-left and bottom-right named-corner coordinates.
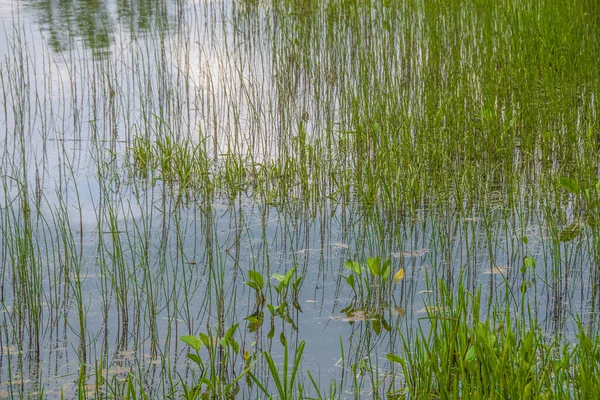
top-left (1, 0), bottom-right (599, 398)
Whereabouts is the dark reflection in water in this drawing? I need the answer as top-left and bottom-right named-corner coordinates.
top-left (24, 0), bottom-right (180, 54)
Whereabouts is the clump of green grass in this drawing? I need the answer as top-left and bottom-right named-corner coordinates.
top-left (129, 133), bottom-right (213, 197)
top-left (387, 278), bottom-right (600, 399)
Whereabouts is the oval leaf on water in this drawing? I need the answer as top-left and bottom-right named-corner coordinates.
top-left (559, 177), bottom-right (579, 194)
top-left (180, 335), bottom-right (202, 351)
top-left (344, 260), bottom-right (362, 275)
top-left (393, 268), bottom-right (405, 282)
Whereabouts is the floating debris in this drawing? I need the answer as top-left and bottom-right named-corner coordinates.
top-left (330, 310), bottom-right (374, 322)
top-left (392, 248), bottom-right (429, 258)
top-left (332, 242), bottom-right (349, 249)
top-left (483, 266), bottom-right (509, 275)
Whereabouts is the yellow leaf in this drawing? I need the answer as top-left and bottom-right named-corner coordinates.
top-left (394, 268), bottom-right (405, 282)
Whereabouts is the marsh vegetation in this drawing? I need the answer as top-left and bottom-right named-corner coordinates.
top-left (1, 0), bottom-right (599, 398)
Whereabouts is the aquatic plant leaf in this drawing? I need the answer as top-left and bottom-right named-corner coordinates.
top-left (372, 318), bottom-right (381, 334)
top-left (231, 339), bottom-right (240, 354)
top-left (187, 353), bottom-right (203, 367)
top-left (247, 322), bottom-right (262, 333)
top-left (559, 177), bottom-right (579, 194)
top-left (248, 270), bottom-right (264, 290)
top-left (381, 316), bottom-right (391, 332)
top-left (367, 256), bottom-right (380, 276)
top-left (345, 274), bottom-right (355, 288)
top-left (559, 221), bottom-right (582, 242)
top-left (244, 281), bottom-right (261, 291)
top-left (293, 277), bottom-right (302, 290)
top-left (524, 256), bottom-right (536, 268)
top-left (225, 324), bottom-right (239, 340)
top-left (245, 315), bottom-right (261, 324)
top-left (381, 258), bottom-right (391, 281)
top-left (394, 268), bottom-right (405, 282)
top-left (199, 333), bottom-right (211, 348)
top-left (465, 346), bottom-right (476, 363)
top-left (386, 353), bottom-right (404, 365)
top-left (344, 260), bottom-right (362, 275)
top-left (180, 335), bottom-right (202, 351)
top-left (272, 267), bottom-right (297, 287)
top-left (283, 267), bottom-right (297, 285)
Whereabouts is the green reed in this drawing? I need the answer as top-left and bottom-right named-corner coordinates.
top-left (1, 0), bottom-right (599, 397)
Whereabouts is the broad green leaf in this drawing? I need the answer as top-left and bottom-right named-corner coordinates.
top-left (272, 273), bottom-right (286, 282)
top-left (524, 256), bottom-right (535, 268)
top-left (372, 317), bottom-right (381, 335)
top-left (187, 353), bottom-right (203, 367)
top-left (225, 324), bottom-right (239, 339)
top-left (344, 260), bottom-right (362, 275)
top-left (393, 268), bottom-right (405, 282)
top-left (381, 258), bottom-right (391, 281)
top-left (278, 301), bottom-right (288, 318)
top-left (367, 256), bottom-right (380, 276)
top-left (559, 177), bottom-right (579, 194)
top-left (345, 274), bottom-right (355, 288)
top-left (283, 266), bottom-right (297, 285)
top-left (180, 335), bottom-right (202, 351)
top-left (248, 270), bottom-right (264, 290)
top-left (199, 333), bottom-right (211, 348)
top-left (244, 281), bottom-right (261, 291)
top-left (231, 339), bottom-right (240, 354)
top-left (465, 346), bottom-right (476, 363)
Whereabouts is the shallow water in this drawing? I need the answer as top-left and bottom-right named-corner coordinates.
top-left (1, 0), bottom-right (599, 398)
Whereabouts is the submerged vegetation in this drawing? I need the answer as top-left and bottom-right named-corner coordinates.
top-left (1, 0), bottom-right (599, 398)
